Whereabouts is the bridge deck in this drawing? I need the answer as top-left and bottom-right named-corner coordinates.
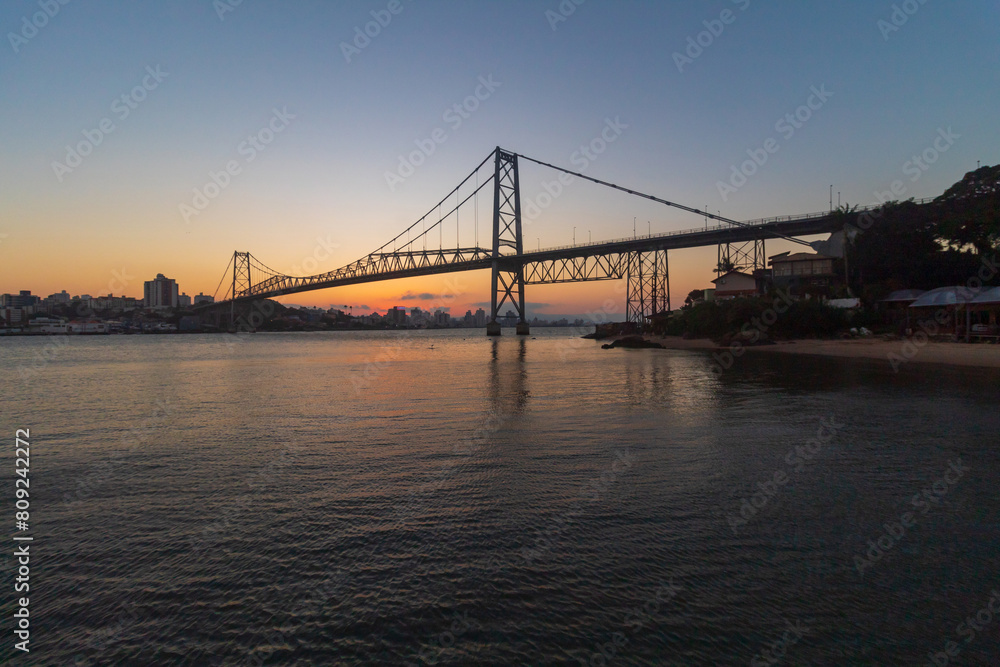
top-left (205, 212), bottom-right (847, 304)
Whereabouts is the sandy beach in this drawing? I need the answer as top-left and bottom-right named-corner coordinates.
top-left (645, 335), bottom-right (1000, 369)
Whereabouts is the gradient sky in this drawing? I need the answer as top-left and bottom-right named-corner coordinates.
top-left (2, 1), bottom-right (998, 317)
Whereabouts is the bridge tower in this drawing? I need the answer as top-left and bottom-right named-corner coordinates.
top-left (229, 251), bottom-right (252, 329)
top-left (487, 148), bottom-right (529, 336)
top-left (626, 250), bottom-right (670, 328)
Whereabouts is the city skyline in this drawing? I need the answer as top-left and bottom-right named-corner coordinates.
top-left (2, 1), bottom-right (998, 316)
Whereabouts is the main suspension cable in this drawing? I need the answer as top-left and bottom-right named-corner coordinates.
top-left (515, 152), bottom-right (811, 247)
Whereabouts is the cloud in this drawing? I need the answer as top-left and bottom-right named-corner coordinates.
top-left (399, 291), bottom-right (441, 301)
top-left (472, 301), bottom-right (551, 310)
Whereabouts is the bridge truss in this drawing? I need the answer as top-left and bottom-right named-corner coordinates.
top-left (207, 146), bottom-right (852, 334)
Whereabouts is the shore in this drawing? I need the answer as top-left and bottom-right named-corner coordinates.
top-left (644, 335), bottom-right (1000, 369)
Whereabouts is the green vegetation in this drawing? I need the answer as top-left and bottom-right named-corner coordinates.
top-left (664, 297), bottom-right (847, 341)
top-left (845, 165), bottom-right (1000, 303)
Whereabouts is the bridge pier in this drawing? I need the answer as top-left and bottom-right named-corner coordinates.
top-left (626, 249), bottom-right (670, 328)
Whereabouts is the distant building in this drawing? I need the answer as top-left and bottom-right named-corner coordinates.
top-left (434, 310), bottom-right (450, 326)
top-left (385, 306), bottom-right (407, 326)
top-left (177, 293), bottom-right (192, 308)
top-left (410, 307), bottom-right (429, 327)
top-left (711, 270), bottom-right (759, 299)
top-left (1, 307), bottom-right (31, 327)
top-left (66, 320), bottom-right (109, 334)
top-left (193, 293), bottom-right (215, 305)
top-left (1, 291), bottom-right (40, 308)
top-left (144, 273), bottom-right (179, 309)
top-left (474, 308), bottom-right (487, 328)
top-left (38, 290), bottom-right (72, 313)
top-left (28, 317), bottom-right (69, 334)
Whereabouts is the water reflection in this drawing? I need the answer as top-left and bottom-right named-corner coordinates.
top-left (487, 338), bottom-right (529, 416)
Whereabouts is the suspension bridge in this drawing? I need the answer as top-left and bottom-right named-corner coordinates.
top-left (200, 146), bottom-right (864, 335)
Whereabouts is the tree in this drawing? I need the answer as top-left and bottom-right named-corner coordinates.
top-left (935, 165), bottom-right (1000, 254)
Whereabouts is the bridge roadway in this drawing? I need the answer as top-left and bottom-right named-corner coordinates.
top-left (212, 208), bottom-right (851, 304)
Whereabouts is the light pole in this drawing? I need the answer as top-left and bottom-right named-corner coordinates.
top-left (633, 217), bottom-right (636, 238)
top-left (537, 237), bottom-right (540, 251)
top-left (647, 221), bottom-right (650, 237)
top-left (589, 230), bottom-right (592, 243)
top-left (573, 227), bottom-right (576, 245)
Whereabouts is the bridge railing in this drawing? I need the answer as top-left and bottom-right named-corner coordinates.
top-left (532, 196), bottom-right (938, 254)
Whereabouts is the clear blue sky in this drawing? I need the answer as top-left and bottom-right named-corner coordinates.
top-left (2, 0), bottom-right (997, 312)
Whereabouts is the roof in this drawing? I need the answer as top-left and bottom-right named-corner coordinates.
top-left (711, 270), bottom-right (756, 284)
top-left (882, 289), bottom-right (926, 303)
top-left (970, 286), bottom-right (1000, 305)
top-left (770, 253), bottom-right (836, 264)
top-left (908, 286), bottom-right (978, 308)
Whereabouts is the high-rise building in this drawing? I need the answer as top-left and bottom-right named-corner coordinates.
top-left (0, 291), bottom-right (40, 308)
top-left (177, 293), bottom-right (192, 308)
top-left (385, 306), bottom-right (407, 326)
top-left (144, 274), bottom-right (179, 309)
top-left (193, 293), bottom-right (214, 305)
top-left (474, 308), bottom-right (487, 328)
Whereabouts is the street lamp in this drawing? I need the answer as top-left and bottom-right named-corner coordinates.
top-left (588, 230), bottom-right (591, 243)
top-left (633, 216), bottom-right (636, 238)
top-left (573, 227), bottom-right (576, 244)
top-left (647, 220), bottom-right (650, 237)
top-left (537, 237), bottom-right (540, 251)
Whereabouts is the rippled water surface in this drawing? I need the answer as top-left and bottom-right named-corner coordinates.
top-left (2, 329), bottom-right (999, 665)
